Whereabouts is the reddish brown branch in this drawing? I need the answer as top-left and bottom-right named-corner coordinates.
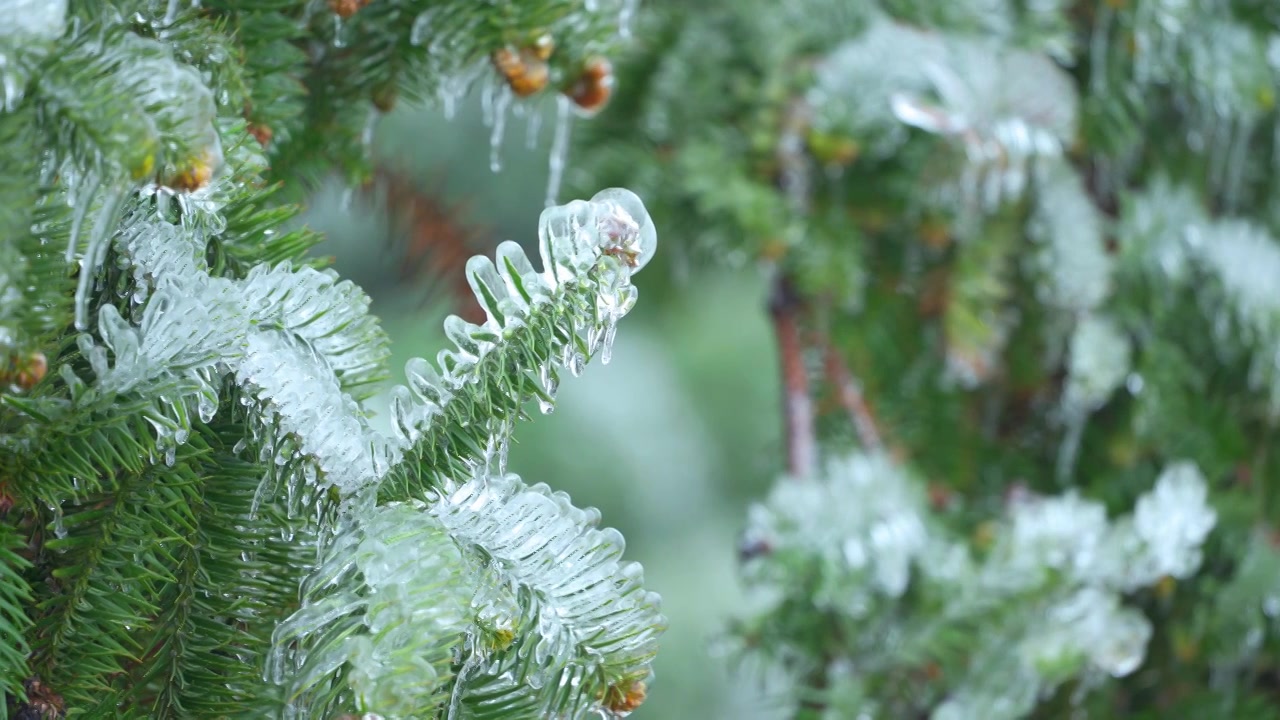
top-left (768, 273), bottom-right (816, 478)
top-left (819, 335), bottom-right (884, 453)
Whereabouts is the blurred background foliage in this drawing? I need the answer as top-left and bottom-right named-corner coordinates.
top-left (304, 92), bottom-right (781, 718)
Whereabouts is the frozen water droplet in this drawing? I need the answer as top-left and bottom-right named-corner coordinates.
top-left (539, 363), bottom-right (559, 403)
top-left (1126, 372), bottom-right (1144, 395)
top-left (48, 504), bottom-right (66, 538)
top-left (590, 188), bottom-right (658, 274)
top-left (600, 321), bottom-right (619, 365)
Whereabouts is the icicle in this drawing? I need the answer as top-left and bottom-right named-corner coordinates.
top-left (489, 86), bottom-right (512, 172)
top-left (48, 503), bottom-right (67, 539)
top-left (619, 0), bottom-right (639, 39)
top-left (64, 171), bottom-right (100, 263)
top-left (600, 321), bottom-right (619, 365)
top-left (441, 85), bottom-right (459, 120)
top-left (409, 8), bottom-right (436, 46)
top-left (361, 110), bottom-right (378, 157)
top-left (73, 188), bottom-right (125, 330)
top-left (545, 95), bottom-right (574, 207)
top-left (539, 363), bottom-right (559, 411)
top-left (493, 416), bottom-right (512, 473)
top-left (1056, 416), bottom-right (1085, 483)
top-left (447, 643), bottom-right (482, 720)
top-left (1221, 119), bottom-right (1252, 213)
top-left (163, 0), bottom-right (179, 24)
top-left (480, 73), bottom-right (498, 128)
top-left (332, 14), bottom-right (346, 48)
top-left (526, 102), bottom-right (543, 149)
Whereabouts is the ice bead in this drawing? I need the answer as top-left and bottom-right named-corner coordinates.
top-left (590, 188), bottom-right (658, 274)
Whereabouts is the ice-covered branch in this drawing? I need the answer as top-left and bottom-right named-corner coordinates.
top-left (1121, 181), bottom-right (1280, 413)
top-left (808, 17), bottom-right (1077, 219)
top-left (737, 454), bottom-right (1217, 718)
top-left (270, 470), bottom-right (665, 720)
top-left (64, 208), bottom-right (395, 488)
top-left (383, 188), bottom-right (657, 500)
top-left (267, 502), bottom-right (472, 718)
top-left (428, 473), bottom-right (665, 719)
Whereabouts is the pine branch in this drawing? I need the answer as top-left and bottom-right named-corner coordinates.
top-left (0, 518), bottom-right (33, 702)
top-left (125, 421), bottom-right (314, 717)
top-left (266, 499), bottom-right (469, 718)
top-left (382, 188), bottom-right (657, 501)
top-left (426, 472), bottom-right (665, 719)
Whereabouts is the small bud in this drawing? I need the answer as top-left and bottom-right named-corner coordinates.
top-left (329, 0), bottom-right (372, 19)
top-left (565, 56), bottom-right (614, 114)
top-left (491, 45), bottom-right (551, 97)
top-left (600, 678), bottom-right (646, 716)
top-left (5, 351), bottom-right (47, 391)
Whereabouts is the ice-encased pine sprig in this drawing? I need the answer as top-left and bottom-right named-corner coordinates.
top-left (427, 473), bottom-right (665, 719)
top-left (272, 473), bottom-right (666, 720)
top-left (267, 189), bottom-right (663, 718)
top-left (67, 207), bottom-right (396, 485)
top-left (267, 502), bottom-right (472, 717)
top-left (387, 188), bottom-right (656, 489)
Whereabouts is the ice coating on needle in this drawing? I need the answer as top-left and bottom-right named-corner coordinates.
top-left (77, 210), bottom-right (394, 485)
top-left (268, 504), bottom-right (471, 716)
top-left (426, 472), bottom-right (666, 718)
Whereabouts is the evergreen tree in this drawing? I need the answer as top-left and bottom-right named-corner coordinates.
top-left (0, 1), bottom-right (663, 718)
top-left (573, 0), bottom-right (1280, 718)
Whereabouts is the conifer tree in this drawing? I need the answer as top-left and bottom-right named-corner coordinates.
top-left (574, 0), bottom-right (1280, 718)
top-left (0, 1), bottom-right (663, 718)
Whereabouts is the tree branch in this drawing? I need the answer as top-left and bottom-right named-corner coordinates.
top-left (768, 271), bottom-right (816, 478)
top-left (818, 331), bottom-right (885, 453)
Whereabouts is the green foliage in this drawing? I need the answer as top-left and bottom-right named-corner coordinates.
top-left (0, 1), bottom-right (664, 718)
top-left (573, 0), bottom-right (1280, 717)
